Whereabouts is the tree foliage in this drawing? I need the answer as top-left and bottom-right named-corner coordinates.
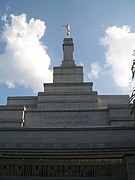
top-left (129, 50), bottom-right (135, 116)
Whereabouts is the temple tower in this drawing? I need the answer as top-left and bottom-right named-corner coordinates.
top-left (0, 25), bottom-right (134, 180)
top-left (53, 37), bottom-right (83, 83)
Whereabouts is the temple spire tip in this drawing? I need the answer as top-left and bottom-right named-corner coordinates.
top-left (62, 22), bottom-right (71, 38)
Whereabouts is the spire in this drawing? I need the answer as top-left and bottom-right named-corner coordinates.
top-left (53, 24), bottom-right (83, 83)
top-left (61, 38), bottom-right (75, 67)
top-left (61, 23), bottom-right (75, 67)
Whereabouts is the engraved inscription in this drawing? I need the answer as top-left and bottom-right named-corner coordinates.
top-left (40, 114), bottom-right (89, 127)
top-left (26, 111), bottom-right (108, 127)
top-left (43, 114), bottom-right (88, 120)
top-left (41, 119), bottom-right (89, 126)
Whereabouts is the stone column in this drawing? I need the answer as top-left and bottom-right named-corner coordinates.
top-left (53, 37), bottom-right (83, 83)
top-left (61, 38), bottom-right (75, 67)
top-left (63, 38), bottom-right (74, 60)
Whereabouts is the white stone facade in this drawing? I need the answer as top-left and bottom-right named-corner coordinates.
top-left (0, 37), bottom-right (135, 179)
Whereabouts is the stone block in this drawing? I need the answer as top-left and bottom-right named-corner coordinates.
top-left (98, 95), bottom-right (129, 106)
top-left (24, 109), bottom-right (108, 127)
top-left (7, 96), bottom-right (37, 107)
top-left (53, 66), bottom-right (83, 83)
top-left (43, 82), bottom-right (93, 93)
top-left (0, 127), bottom-right (135, 150)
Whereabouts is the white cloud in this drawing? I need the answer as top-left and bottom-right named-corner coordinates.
top-left (1, 14), bottom-right (8, 22)
top-left (88, 62), bottom-right (102, 79)
top-left (6, 81), bottom-right (15, 88)
top-left (100, 25), bottom-right (135, 88)
top-left (0, 13), bottom-right (52, 92)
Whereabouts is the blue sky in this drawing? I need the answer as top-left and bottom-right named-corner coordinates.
top-left (0, 0), bottom-right (135, 104)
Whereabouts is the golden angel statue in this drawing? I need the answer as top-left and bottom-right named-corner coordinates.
top-left (62, 23), bottom-right (70, 38)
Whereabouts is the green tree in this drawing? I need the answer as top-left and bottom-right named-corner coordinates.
top-left (129, 50), bottom-right (135, 116)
